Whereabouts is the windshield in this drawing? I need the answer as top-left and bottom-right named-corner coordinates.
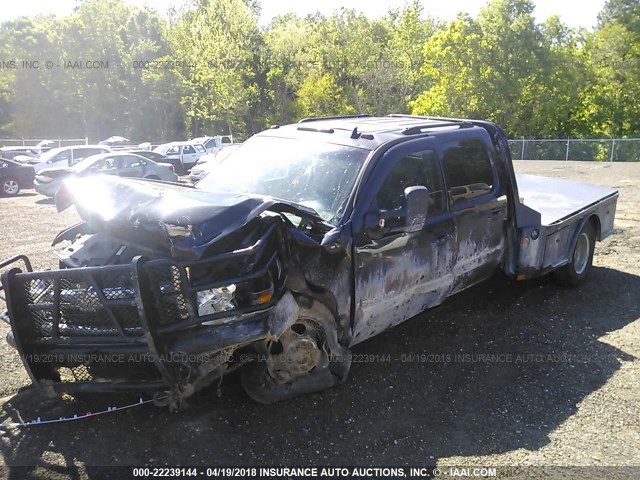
top-left (36, 147), bottom-right (65, 163)
top-left (153, 144), bottom-right (173, 155)
top-left (196, 136), bottom-right (369, 224)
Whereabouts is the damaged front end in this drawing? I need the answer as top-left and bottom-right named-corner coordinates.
top-left (1, 176), bottom-right (351, 408)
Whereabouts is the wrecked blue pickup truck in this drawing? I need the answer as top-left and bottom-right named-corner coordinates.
top-left (0, 115), bottom-right (618, 407)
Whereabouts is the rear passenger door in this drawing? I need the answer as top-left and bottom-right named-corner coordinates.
top-left (441, 134), bottom-right (507, 292)
top-left (116, 155), bottom-right (146, 178)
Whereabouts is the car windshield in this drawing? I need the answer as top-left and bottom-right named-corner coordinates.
top-left (152, 144), bottom-right (173, 155)
top-left (36, 147), bottom-right (65, 163)
top-left (196, 136), bottom-right (369, 224)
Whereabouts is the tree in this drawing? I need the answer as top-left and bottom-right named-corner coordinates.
top-left (575, 0), bottom-right (640, 138)
top-left (171, 0), bottom-right (262, 137)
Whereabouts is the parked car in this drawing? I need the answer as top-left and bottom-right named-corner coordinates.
top-left (31, 145), bottom-right (112, 172)
top-left (152, 141), bottom-right (207, 174)
top-left (0, 115), bottom-right (618, 407)
top-left (33, 152), bottom-right (177, 197)
top-left (0, 158), bottom-right (35, 196)
top-left (190, 135), bottom-right (235, 154)
top-left (0, 146), bottom-right (41, 161)
top-left (188, 144), bottom-right (241, 183)
top-left (128, 149), bottom-right (183, 174)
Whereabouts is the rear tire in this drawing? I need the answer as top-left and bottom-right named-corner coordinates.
top-left (554, 222), bottom-right (596, 287)
top-left (2, 177), bottom-right (20, 196)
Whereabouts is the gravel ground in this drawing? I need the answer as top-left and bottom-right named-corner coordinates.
top-left (0, 161), bottom-right (638, 477)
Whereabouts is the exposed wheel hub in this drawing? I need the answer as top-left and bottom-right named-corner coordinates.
top-left (267, 321), bottom-right (325, 382)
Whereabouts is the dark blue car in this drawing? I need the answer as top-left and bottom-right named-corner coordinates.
top-left (0, 158), bottom-right (35, 196)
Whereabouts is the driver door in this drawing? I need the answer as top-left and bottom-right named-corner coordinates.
top-left (351, 139), bottom-right (456, 345)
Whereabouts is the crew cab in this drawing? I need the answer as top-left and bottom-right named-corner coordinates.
top-left (0, 115), bottom-right (618, 408)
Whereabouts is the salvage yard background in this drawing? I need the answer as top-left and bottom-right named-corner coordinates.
top-left (0, 160), bottom-right (638, 473)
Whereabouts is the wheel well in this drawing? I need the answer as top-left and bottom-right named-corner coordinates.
top-left (588, 214), bottom-right (601, 241)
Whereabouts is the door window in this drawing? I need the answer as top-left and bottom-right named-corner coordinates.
top-left (73, 148), bottom-right (101, 164)
top-left (118, 155), bottom-right (144, 169)
top-left (183, 145), bottom-right (196, 155)
top-left (375, 149), bottom-right (446, 215)
top-left (441, 138), bottom-right (494, 205)
top-left (166, 146), bottom-right (180, 156)
top-left (89, 157), bottom-right (117, 171)
top-left (49, 150), bottom-right (71, 165)
top-left (204, 138), bottom-right (219, 149)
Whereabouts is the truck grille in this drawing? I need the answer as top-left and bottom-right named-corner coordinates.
top-left (16, 270), bottom-right (142, 339)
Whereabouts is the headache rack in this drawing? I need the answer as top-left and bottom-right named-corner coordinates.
top-left (0, 224), bottom-right (284, 394)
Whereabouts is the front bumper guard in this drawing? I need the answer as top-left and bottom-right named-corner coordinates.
top-left (0, 226), bottom-right (291, 398)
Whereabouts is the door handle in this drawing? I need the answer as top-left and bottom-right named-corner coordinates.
top-left (488, 208), bottom-right (504, 217)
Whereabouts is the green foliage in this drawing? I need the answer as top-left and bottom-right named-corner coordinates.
top-left (0, 0), bottom-right (638, 143)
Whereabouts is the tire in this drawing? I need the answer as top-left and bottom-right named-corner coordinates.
top-left (554, 221), bottom-right (596, 287)
top-left (240, 299), bottom-right (351, 404)
top-left (1, 177), bottom-right (20, 196)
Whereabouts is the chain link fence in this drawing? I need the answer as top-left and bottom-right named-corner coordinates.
top-left (0, 138), bottom-right (89, 148)
top-left (508, 138), bottom-right (640, 162)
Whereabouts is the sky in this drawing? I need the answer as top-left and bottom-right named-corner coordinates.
top-left (0, 0), bottom-right (607, 30)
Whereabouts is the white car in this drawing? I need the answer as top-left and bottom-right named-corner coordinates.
top-left (188, 144), bottom-right (241, 183)
top-left (31, 145), bottom-right (112, 172)
top-left (153, 142), bottom-right (207, 174)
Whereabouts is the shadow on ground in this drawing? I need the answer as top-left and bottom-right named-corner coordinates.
top-left (0, 266), bottom-right (638, 477)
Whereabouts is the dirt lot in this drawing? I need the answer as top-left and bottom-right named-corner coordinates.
top-left (0, 161), bottom-right (638, 477)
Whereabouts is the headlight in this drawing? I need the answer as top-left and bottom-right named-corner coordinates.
top-left (197, 284), bottom-right (236, 316)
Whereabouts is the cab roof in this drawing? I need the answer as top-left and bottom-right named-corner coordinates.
top-left (258, 114), bottom-right (490, 150)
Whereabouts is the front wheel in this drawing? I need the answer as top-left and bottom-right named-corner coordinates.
top-left (554, 222), bottom-right (596, 287)
top-left (2, 177), bottom-right (20, 196)
top-left (241, 300), bottom-right (351, 404)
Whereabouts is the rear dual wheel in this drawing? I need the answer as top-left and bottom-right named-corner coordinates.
top-left (554, 222), bottom-right (596, 287)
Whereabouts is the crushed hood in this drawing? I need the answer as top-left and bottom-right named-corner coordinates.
top-left (55, 175), bottom-right (328, 260)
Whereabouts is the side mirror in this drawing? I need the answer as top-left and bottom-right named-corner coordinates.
top-left (403, 186), bottom-right (429, 232)
top-left (364, 185), bottom-right (429, 238)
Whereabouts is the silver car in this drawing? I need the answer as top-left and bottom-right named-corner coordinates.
top-left (34, 152), bottom-right (178, 197)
